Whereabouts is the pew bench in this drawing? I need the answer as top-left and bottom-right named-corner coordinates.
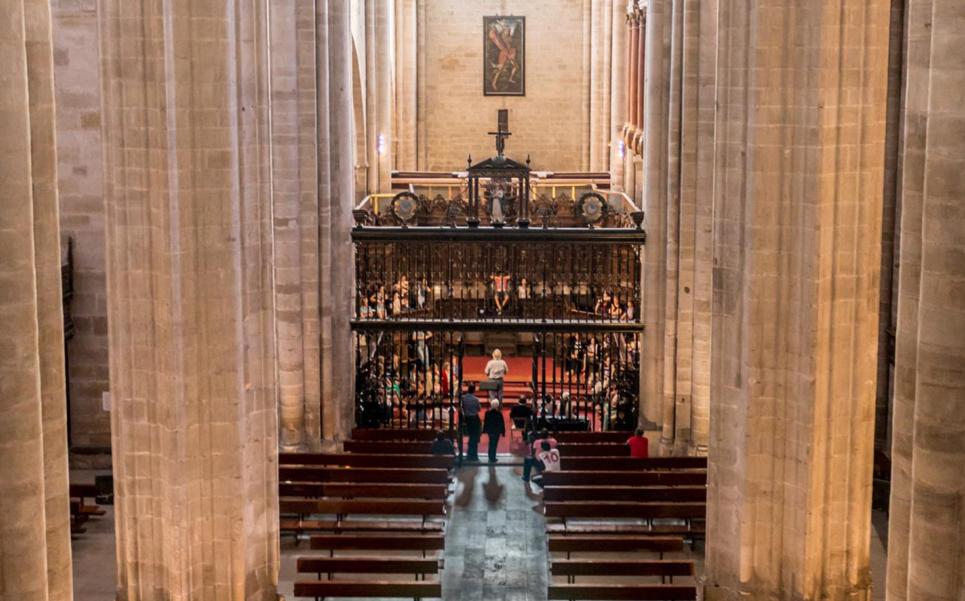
top-left (552, 431), bottom-right (632, 443)
top-left (279, 466), bottom-right (451, 485)
top-left (280, 499), bottom-right (446, 539)
top-left (293, 580), bottom-right (441, 600)
top-left (551, 559), bottom-right (694, 584)
top-left (547, 535), bottom-right (684, 558)
top-left (279, 452), bottom-right (454, 470)
top-left (556, 443), bottom-right (630, 457)
top-left (310, 533), bottom-right (446, 556)
top-left (297, 556), bottom-right (439, 578)
top-left (542, 470), bottom-right (707, 487)
top-left (543, 486), bottom-right (706, 504)
top-left (351, 428), bottom-right (439, 442)
top-left (559, 456), bottom-right (708, 472)
top-left (280, 482), bottom-right (449, 500)
top-left (547, 583), bottom-right (697, 600)
top-left (343, 440), bottom-right (435, 455)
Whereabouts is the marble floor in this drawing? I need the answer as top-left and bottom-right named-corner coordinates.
top-left (71, 466), bottom-right (890, 600)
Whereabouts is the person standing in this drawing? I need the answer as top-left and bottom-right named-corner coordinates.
top-left (483, 400), bottom-right (506, 463)
top-left (484, 349), bottom-right (509, 403)
top-left (461, 383), bottom-right (482, 462)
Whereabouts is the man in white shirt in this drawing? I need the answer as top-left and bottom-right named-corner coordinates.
top-left (484, 349), bottom-right (509, 402)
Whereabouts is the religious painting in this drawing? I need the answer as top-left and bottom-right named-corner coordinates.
top-left (483, 16), bottom-right (525, 96)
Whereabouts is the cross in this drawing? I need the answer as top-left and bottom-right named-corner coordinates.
top-left (488, 109), bottom-right (511, 157)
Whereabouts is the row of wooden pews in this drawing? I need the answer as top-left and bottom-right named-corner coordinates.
top-left (281, 428), bottom-right (456, 600)
top-left (542, 432), bottom-right (706, 600)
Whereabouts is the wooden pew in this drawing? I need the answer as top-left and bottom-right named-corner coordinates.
top-left (543, 486), bottom-right (706, 503)
top-left (293, 580), bottom-right (441, 599)
top-left (552, 431), bottom-right (632, 443)
top-left (297, 557), bottom-right (439, 578)
top-left (280, 499), bottom-right (446, 518)
top-left (280, 482), bottom-right (449, 500)
top-left (551, 559), bottom-right (693, 578)
top-left (547, 584), bottom-right (697, 600)
top-left (542, 470), bottom-right (706, 487)
top-left (544, 501), bottom-right (705, 521)
top-left (559, 456), bottom-right (707, 471)
top-left (310, 533), bottom-right (446, 553)
top-left (556, 443), bottom-right (630, 457)
top-left (279, 466), bottom-right (450, 485)
top-left (279, 452), bottom-right (454, 470)
top-left (69, 483), bottom-right (106, 517)
top-left (548, 535), bottom-right (684, 555)
top-left (351, 428), bottom-right (439, 441)
top-left (343, 440), bottom-right (435, 455)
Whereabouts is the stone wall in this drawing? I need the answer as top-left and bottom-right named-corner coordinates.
top-left (51, 0), bottom-right (111, 451)
top-left (417, 0), bottom-right (598, 172)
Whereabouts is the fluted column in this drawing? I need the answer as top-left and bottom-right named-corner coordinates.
top-left (394, 0), bottom-right (418, 171)
top-left (0, 1), bottom-right (73, 599)
top-left (271, 0), bottom-right (322, 451)
top-left (317, 0), bottom-right (356, 448)
top-left (631, 6), bottom-right (647, 154)
top-left (704, 2), bottom-right (889, 599)
top-left (886, 1), bottom-right (965, 599)
top-left (609, 0), bottom-right (628, 188)
top-left (100, 0), bottom-right (279, 598)
top-left (624, 10), bottom-right (638, 144)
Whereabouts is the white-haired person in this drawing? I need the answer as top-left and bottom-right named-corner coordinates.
top-left (483, 399), bottom-right (506, 463)
top-left (484, 348), bottom-right (509, 402)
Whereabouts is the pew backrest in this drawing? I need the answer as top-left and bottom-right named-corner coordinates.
top-left (279, 466), bottom-right (450, 485)
top-left (542, 470), bottom-right (707, 487)
top-left (279, 452), bottom-right (454, 470)
top-left (542, 485), bottom-right (706, 503)
top-left (544, 501), bottom-right (705, 520)
top-left (559, 456), bottom-right (707, 471)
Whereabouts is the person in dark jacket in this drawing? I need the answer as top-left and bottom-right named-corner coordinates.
top-left (483, 400), bottom-right (506, 463)
top-left (430, 431), bottom-right (455, 456)
top-left (461, 383), bottom-right (482, 461)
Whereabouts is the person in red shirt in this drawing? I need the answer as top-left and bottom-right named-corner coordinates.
top-left (627, 429), bottom-right (649, 458)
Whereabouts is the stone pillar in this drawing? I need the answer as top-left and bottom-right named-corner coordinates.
top-left (0, 1), bottom-right (73, 599)
top-left (652, 0), bottom-right (716, 456)
top-left (394, 0), bottom-right (417, 171)
top-left (99, 0), bottom-right (280, 598)
top-left (886, 1), bottom-right (965, 599)
top-left (364, 0), bottom-right (393, 194)
top-left (639, 0), bottom-right (670, 431)
top-left (317, 0), bottom-right (356, 447)
top-left (588, 0), bottom-right (612, 172)
top-left (704, 2), bottom-right (889, 599)
top-left (608, 0), bottom-right (627, 189)
top-left (270, 0), bottom-right (322, 451)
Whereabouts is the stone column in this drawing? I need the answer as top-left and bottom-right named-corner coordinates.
top-left (364, 0), bottom-right (393, 194)
top-left (654, 0), bottom-right (716, 456)
top-left (609, 0), bottom-right (627, 189)
top-left (270, 0), bottom-right (322, 451)
top-left (886, 1), bottom-right (965, 599)
top-left (394, 0), bottom-right (418, 171)
top-left (704, 2), bottom-right (889, 599)
top-left (317, 0), bottom-right (356, 448)
top-left (0, 1), bottom-right (73, 599)
top-left (588, 0), bottom-right (612, 172)
top-left (100, 0), bottom-right (280, 598)
top-left (639, 0), bottom-right (670, 430)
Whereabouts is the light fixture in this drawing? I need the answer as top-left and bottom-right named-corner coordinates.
top-left (617, 140), bottom-right (626, 160)
top-left (377, 133), bottom-right (386, 156)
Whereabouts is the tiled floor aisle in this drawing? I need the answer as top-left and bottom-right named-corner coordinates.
top-left (441, 463), bottom-right (548, 601)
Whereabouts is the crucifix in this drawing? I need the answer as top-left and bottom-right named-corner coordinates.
top-left (488, 109), bottom-right (511, 157)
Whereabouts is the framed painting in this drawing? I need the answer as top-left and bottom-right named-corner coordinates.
top-left (483, 16), bottom-right (525, 96)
